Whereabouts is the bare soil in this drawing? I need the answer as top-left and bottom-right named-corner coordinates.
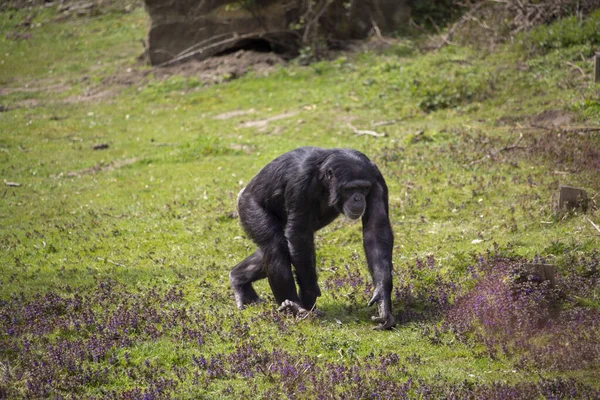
top-left (154, 50), bottom-right (286, 83)
top-left (213, 109), bottom-right (256, 120)
top-left (238, 111), bottom-right (299, 130)
top-left (55, 157), bottom-right (139, 178)
top-left (529, 109), bottom-right (574, 127)
top-left (7, 50), bottom-right (285, 109)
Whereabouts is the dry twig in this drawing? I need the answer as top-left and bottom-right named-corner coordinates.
top-left (4, 179), bottom-right (21, 187)
top-left (347, 123), bottom-right (386, 138)
top-left (370, 18), bottom-right (392, 44)
top-left (297, 302), bottom-right (319, 321)
top-left (531, 124), bottom-right (600, 133)
top-left (435, 2), bottom-right (487, 50)
top-left (565, 61), bottom-right (587, 77)
top-left (147, 30), bottom-right (294, 72)
top-left (586, 217), bottom-right (600, 236)
top-left (96, 257), bottom-right (126, 267)
top-left (530, 124), bottom-right (555, 131)
top-left (371, 119), bottom-right (399, 128)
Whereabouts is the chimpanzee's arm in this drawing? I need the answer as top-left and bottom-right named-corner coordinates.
top-left (362, 180), bottom-right (395, 330)
top-left (285, 196), bottom-right (321, 310)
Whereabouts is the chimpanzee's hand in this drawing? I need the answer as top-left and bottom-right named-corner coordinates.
top-left (278, 300), bottom-right (309, 317)
top-left (368, 286), bottom-right (395, 330)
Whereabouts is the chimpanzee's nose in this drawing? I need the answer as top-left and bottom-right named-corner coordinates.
top-left (353, 194), bottom-right (361, 202)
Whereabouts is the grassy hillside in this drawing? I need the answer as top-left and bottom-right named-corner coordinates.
top-left (1, 6), bottom-right (599, 399)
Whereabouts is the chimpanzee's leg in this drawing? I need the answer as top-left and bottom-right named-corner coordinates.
top-left (229, 250), bottom-right (266, 309)
top-left (235, 194), bottom-right (300, 307)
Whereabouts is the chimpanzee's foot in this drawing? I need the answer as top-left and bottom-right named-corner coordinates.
top-left (277, 300), bottom-right (309, 317)
top-left (371, 314), bottom-right (395, 330)
top-left (232, 285), bottom-right (263, 309)
top-left (370, 301), bottom-right (396, 330)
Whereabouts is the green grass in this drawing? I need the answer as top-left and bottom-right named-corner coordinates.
top-left (1, 5), bottom-right (600, 398)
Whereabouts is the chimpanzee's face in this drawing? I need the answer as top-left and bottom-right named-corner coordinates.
top-left (340, 180), bottom-right (371, 220)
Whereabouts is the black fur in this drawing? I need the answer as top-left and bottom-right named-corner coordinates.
top-left (229, 147), bottom-right (395, 329)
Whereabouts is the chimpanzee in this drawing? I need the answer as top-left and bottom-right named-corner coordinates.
top-left (229, 147), bottom-right (395, 330)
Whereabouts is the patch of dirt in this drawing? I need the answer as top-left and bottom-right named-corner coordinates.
top-left (2, 0), bottom-right (142, 11)
top-left (5, 32), bottom-right (32, 41)
top-left (5, 49), bottom-right (284, 110)
top-left (334, 114), bottom-right (359, 124)
top-left (14, 99), bottom-right (40, 108)
top-left (526, 129), bottom-right (600, 173)
top-left (213, 109), bottom-right (256, 120)
top-left (3, 36), bottom-right (393, 112)
top-left (529, 110), bottom-right (574, 127)
top-left (0, 77), bottom-right (124, 107)
top-left (491, 111), bottom-right (599, 175)
top-left (494, 115), bottom-right (525, 126)
top-left (101, 68), bottom-right (147, 86)
top-left (238, 111), bottom-right (299, 130)
top-left (62, 88), bottom-right (119, 104)
top-left (1, 81), bottom-right (71, 108)
top-left (229, 143), bottom-right (256, 154)
top-left (155, 50), bottom-right (286, 83)
top-left (55, 157), bottom-right (138, 178)
top-left (62, 68), bottom-right (150, 104)
top-left (0, 83), bottom-right (70, 95)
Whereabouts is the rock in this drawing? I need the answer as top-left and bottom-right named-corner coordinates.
top-left (143, 0), bottom-right (410, 66)
top-left (558, 185), bottom-right (588, 210)
top-left (517, 263), bottom-right (556, 288)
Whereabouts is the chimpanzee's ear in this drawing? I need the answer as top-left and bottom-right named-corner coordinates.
top-left (326, 168), bottom-right (334, 181)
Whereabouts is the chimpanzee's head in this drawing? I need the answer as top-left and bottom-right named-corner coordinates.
top-left (338, 178), bottom-right (372, 220)
top-left (322, 152), bottom-right (375, 220)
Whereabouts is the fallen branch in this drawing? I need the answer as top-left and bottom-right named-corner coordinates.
top-left (559, 126), bottom-right (600, 133)
top-left (565, 61), bottom-right (586, 77)
top-left (586, 217), bottom-right (600, 236)
top-left (297, 302), bottom-right (319, 321)
top-left (4, 179), bottom-right (21, 187)
top-left (153, 32), bottom-right (256, 69)
top-left (370, 17), bottom-right (392, 44)
top-left (96, 257), bottom-right (126, 267)
top-left (435, 2), bottom-right (487, 50)
top-left (468, 132), bottom-right (526, 166)
top-left (348, 123), bottom-right (386, 138)
top-left (530, 123), bottom-right (555, 131)
top-left (146, 30), bottom-right (294, 73)
top-left (158, 32), bottom-right (232, 64)
top-left (55, 158), bottom-right (138, 178)
top-left (371, 119), bottom-right (399, 128)
top-left (531, 124), bottom-right (600, 133)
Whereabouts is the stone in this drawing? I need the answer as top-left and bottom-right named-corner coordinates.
top-left (142, 0), bottom-right (410, 66)
top-left (558, 185), bottom-right (588, 210)
top-left (519, 263), bottom-right (556, 287)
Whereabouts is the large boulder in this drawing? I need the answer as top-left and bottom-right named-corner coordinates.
top-left (143, 0), bottom-right (410, 66)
